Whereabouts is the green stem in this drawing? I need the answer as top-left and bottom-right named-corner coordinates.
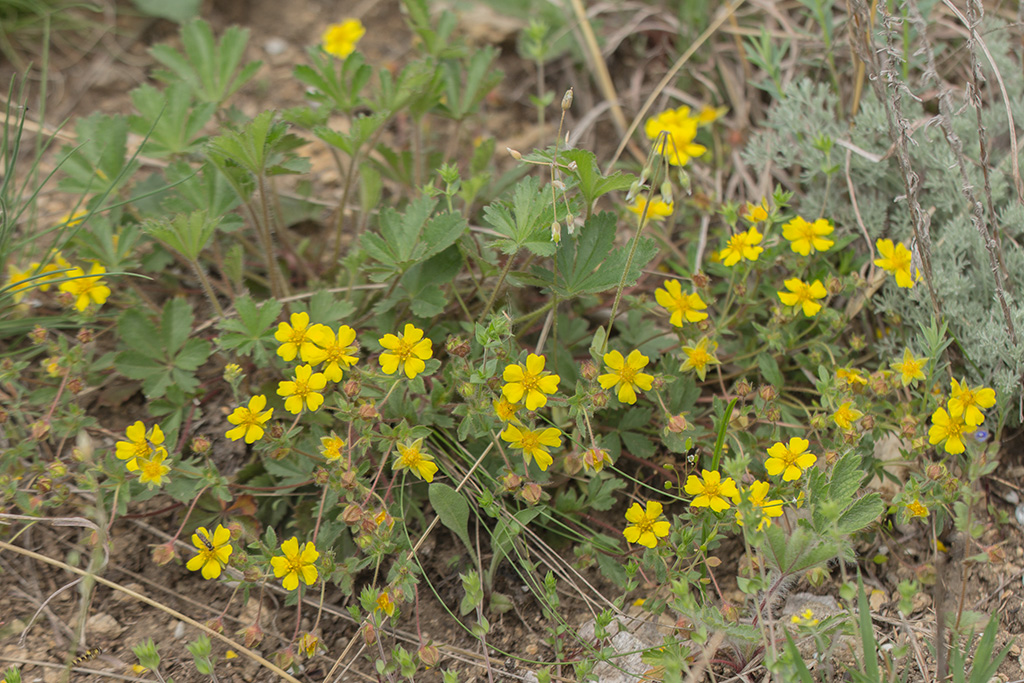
top-left (478, 253), bottom-right (516, 324)
top-left (190, 260), bottom-right (225, 318)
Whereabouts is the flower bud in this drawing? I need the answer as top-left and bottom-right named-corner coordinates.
top-left (582, 448), bottom-right (611, 473)
top-left (31, 420), bottom-right (50, 440)
top-left (362, 623), bottom-right (377, 645)
top-left (313, 467), bottom-right (329, 485)
top-left (446, 336), bottom-right (471, 358)
top-left (580, 360), bottom-right (598, 381)
top-left (76, 328), bottom-right (95, 344)
top-left (591, 391), bottom-right (609, 409)
top-left (666, 414), bottom-right (690, 434)
top-left (757, 385), bottom-right (777, 402)
top-left (502, 472), bottom-right (522, 492)
top-left (268, 423), bottom-right (285, 439)
top-left (520, 482), bottom-right (542, 505)
top-left (240, 623), bottom-right (264, 648)
top-left (418, 644), bottom-right (440, 668)
top-left (507, 147), bottom-right (522, 160)
top-left (205, 617), bottom-right (225, 634)
top-left (191, 435), bottom-right (212, 455)
top-left (343, 504), bottom-right (363, 525)
top-left (561, 87), bottom-right (573, 111)
top-left (826, 277), bottom-right (843, 296)
top-left (343, 379), bottom-right (360, 398)
top-left (734, 380), bottom-right (752, 398)
top-left (691, 271), bottom-right (710, 289)
top-left (30, 325), bottom-right (47, 344)
top-left (563, 451), bottom-right (582, 476)
top-left (358, 403), bottom-right (379, 420)
top-left (340, 471), bottom-right (358, 490)
top-left (152, 542), bottom-right (177, 566)
top-left (860, 414), bottom-right (875, 430)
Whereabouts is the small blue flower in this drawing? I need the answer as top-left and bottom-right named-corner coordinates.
top-left (972, 429), bottom-right (989, 442)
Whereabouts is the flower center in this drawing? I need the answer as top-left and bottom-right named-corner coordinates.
top-left (703, 481), bottom-right (721, 497)
top-left (293, 379), bottom-right (311, 397)
top-left (289, 328), bottom-right (307, 345)
top-left (394, 339), bottom-right (414, 360)
top-left (634, 518), bottom-right (654, 534)
top-left (520, 433), bottom-right (540, 451)
top-left (619, 366), bottom-right (637, 384)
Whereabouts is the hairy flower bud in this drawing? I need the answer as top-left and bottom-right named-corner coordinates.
top-left (358, 403), bottom-right (379, 420)
top-left (666, 414), bottom-right (690, 434)
top-left (343, 504), bottom-right (363, 525)
top-left (520, 482), bottom-right (542, 505)
top-left (502, 472), bottom-right (522, 492)
top-left (191, 435), bottom-right (212, 455)
top-left (418, 644), bottom-right (440, 668)
top-left (446, 335), bottom-right (471, 358)
top-left (152, 542), bottom-right (177, 566)
top-left (580, 360), bottom-right (598, 381)
top-left (343, 380), bottom-right (360, 398)
top-left (757, 385), bottom-right (777, 402)
top-left (30, 325), bottom-right (47, 344)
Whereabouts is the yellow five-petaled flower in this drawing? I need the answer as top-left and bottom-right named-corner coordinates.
top-left (275, 312), bottom-right (319, 362)
top-left (890, 348), bottom-right (928, 386)
top-left (115, 421), bottom-right (165, 472)
top-left (831, 401), bottom-right (864, 430)
top-left (225, 395), bottom-right (274, 443)
top-left (680, 336), bottom-right (720, 381)
top-left (654, 279), bottom-right (708, 327)
top-left (59, 263), bottom-right (111, 311)
top-left (379, 324), bottom-right (433, 379)
top-left (782, 216), bottom-right (834, 256)
top-left (502, 353), bottom-right (560, 411)
top-left (277, 364), bottom-right (328, 414)
top-left (271, 537), bottom-right (319, 591)
top-left (138, 449), bottom-right (171, 488)
top-left (719, 226), bottom-right (764, 267)
top-left (499, 424), bottom-right (562, 471)
top-left (628, 197), bottom-right (674, 223)
top-left (393, 438), bottom-right (439, 482)
top-left (948, 378), bottom-right (996, 427)
top-left (622, 500), bottom-right (671, 548)
top-left (733, 480), bottom-right (784, 530)
top-left (874, 238), bottom-right (919, 288)
top-left (321, 19), bottom-right (366, 59)
top-left (685, 470), bottom-right (739, 512)
top-left (928, 406), bottom-right (967, 454)
top-left (306, 325), bottom-right (359, 382)
top-left (765, 437), bottom-right (817, 481)
top-left (598, 349), bottom-right (654, 405)
top-left (777, 278), bottom-right (827, 317)
top-left (186, 524), bottom-right (233, 580)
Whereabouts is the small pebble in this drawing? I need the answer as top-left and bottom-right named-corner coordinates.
top-left (1015, 503), bottom-right (1024, 527)
top-left (264, 37), bottom-right (288, 56)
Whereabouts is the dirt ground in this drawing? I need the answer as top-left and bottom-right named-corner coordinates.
top-left (4, 0), bottom-right (1024, 681)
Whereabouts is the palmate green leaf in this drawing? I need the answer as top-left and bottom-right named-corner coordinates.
top-left (361, 197), bottom-right (467, 279)
top-left (115, 298), bottom-right (212, 399)
top-left (216, 294), bottom-right (281, 361)
top-left (58, 113), bottom-right (138, 196)
top-left (144, 210), bottom-right (221, 262)
top-left (533, 211), bottom-right (657, 298)
top-left (836, 493), bottom-right (884, 536)
top-left (762, 524), bottom-right (839, 576)
top-left (437, 46), bottom-right (502, 121)
top-left (149, 19), bottom-right (261, 105)
top-left (294, 48), bottom-right (373, 112)
top-left (315, 113), bottom-right (387, 156)
top-left (482, 175), bottom-right (555, 256)
top-left (559, 148), bottom-right (634, 212)
top-left (129, 82), bottom-right (214, 157)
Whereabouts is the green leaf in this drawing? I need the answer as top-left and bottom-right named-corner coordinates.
top-left (129, 82), bottom-right (214, 157)
top-left (482, 175), bottom-right (555, 256)
top-left (132, 0), bottom-right (200, 22)
top-left (756, 352), bottom-right (783, 387)
top-left (58, 113), bottom-right (138, 196)
top-left (429, 483), bottom-right (475, 564)
top-left (534, 212), bottom-right (658, 297)
top-left (294, 48), bottom-right (373, 112)
top-left (828, 450), bottom-right (864, 507)
top-left (216, 294), bottom-right (281, 361)
top-left (149, 19), bottom-right (262, 105)
top-left (836, 493), bottom-right (884, 535)
top-left (437, 47), bottom-right (502, 120)
top-left (143, 210), bottom-right (221, 262)
top-left (560, 148), bottom-right (634, 212)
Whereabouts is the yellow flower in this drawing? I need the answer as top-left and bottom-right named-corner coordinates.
top-left (58, 263), bottom-right (111, 311)
top-left (394, 438), bottom-right (439, 482)
top-left (225, 395), bottom-right (274, 443)
top-left (378, 323), bottom-right (433, 379)
top-left (680, 336), bottom-right (720, 381)
top-left (684, 469), bottom-right (739, 512)
top-left (874, 239), bottom-right (919, 288)
top-left (906, 499), bottom-right (929, 519)
top-left (733, 480), bottom-right (784, 530)
top-left (137, 449), bottom-right (171, 487)
top-left (831, 402), bottom-right (864, 430)
top-left (185, 524), bottom-right (233, 580)
top-left (765, 437), bottom-right (817, 481)
top-left (628, 196), bottom-right (674, 223)
top-left (890, 348), bottom-right (928, 386)
top-left (644, 106), bottom-right (707, 167)
top-left (622, 500), bottom-right (671, 548)
top-left (782, 216), bottom-right (834, 256)
top-left (274, 312), bottom-right (319, 362)
top-left (3, 263), bottom-right (36, 303)
top-left (928, 406), bottom-right (967, 454)
top-left (743, 200), bottom-right (769, 223)
top-left (697, 105), bottom-right (728, 124)
top-left (654, 279), bottom-right (708, 327)
top-left (502, 353), bottom-right (560, 410)
top-left (836, 367), bottom-right (867, 387)
top-left (777, 278), bottom-right (827, 317)
top-left (499, 424), bottom-right (562, 471)
top-left (115, 421), bottom-right (165, 472)
top-left (719, 226), bottom-right (764, 266)
top-left (305, 325), bottom-right (359, 382)
top-left (598, 349), bottom-right (654, 404)
top-left (321, 19), bottom-right (365, 59)
top-left (320, 433), bottom-right (346, 460)
top-left (493, 397), bottom-right (520, 423)
top-left (271, 537), bottom-right (319, 591)
top-left (376, 591), bottom-right (396, 617)
top-left (31, 252), bottom-right (73, 291)
top-left (277, 364), bottom-right (328, 414)
top-left (790, 609), bottom-right (819, 626)
top-left (949, 378), bottom-right (996, 427)
top-left (581, 447), bottom-right (612, 473)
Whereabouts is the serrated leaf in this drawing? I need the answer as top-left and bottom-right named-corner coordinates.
top-left (162, 298), bottom-right (195, 355)
top-left (482, 175), bottom-right (554, 255)
top-left (756, 352), bottom-right (783, 387)
top-left (836, 493), bottom-right (884, 535)
top-left (828, 450), bottom-right (863, 507)
top-left (118, 309), bottom-right (161, 358)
